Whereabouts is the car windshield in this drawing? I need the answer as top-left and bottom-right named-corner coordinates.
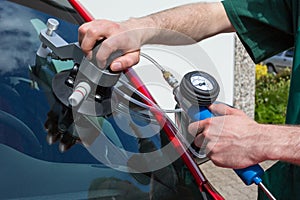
top-left (0, 0), bottom-right (217, 199)
top-left (285, 48), bottom-right (294, 57)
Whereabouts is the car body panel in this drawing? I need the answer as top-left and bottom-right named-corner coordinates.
top-left (262, 48), bottom-right (294, 73)
top-left (0, 0), bottom-right (222, 199)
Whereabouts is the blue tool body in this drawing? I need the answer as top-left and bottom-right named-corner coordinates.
top-left (188, 105), bottom-right (264, 186)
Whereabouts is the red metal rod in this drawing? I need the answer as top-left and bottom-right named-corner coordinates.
top-left (68, 0), bottom-right (94, 22)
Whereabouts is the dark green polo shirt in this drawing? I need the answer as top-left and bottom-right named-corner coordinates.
top-left (222, 1), bottom-right (300, 199)
top-left (222, 0), bottom-right (295, 63)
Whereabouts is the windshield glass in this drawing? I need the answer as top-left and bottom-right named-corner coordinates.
top-left (0, 0), bottom-right (216, 199)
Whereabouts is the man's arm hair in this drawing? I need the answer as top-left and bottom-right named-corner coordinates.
top-left (136, 2), bottom-right (235, 45)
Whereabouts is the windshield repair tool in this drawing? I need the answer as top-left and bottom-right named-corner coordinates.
top-left (170, 70), bottom-right (276, 200)
top-left (39, 18), bottom-right (122, 116)
top-left (37, 18), bottom-right (123, 151)
top-left (144, 64), bottom-right (277, 199)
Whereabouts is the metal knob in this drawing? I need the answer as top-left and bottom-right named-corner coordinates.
top-left (46, 18), bottom-right (59, 36)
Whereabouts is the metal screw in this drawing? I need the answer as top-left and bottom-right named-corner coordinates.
top-left (46, 18), bottom-right (59, 36)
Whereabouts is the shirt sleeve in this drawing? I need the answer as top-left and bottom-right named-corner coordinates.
top-left (222, 0), bottom-right (295, 63)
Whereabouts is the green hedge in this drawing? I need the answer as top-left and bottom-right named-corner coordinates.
top-left (255, 68), bottom-right (291, 124)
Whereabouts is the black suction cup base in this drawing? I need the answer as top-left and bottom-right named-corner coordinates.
top-left (52, 71), bottom-right (112, 116)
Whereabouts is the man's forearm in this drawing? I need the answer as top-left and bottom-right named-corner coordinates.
top-left (78, 2), bottom-right (235, 71)
top-left (134, 2), bottom-right (234, 45)
top-left (261, 124), bottom-right (300, 165)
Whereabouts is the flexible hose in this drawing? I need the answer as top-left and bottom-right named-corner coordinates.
top-left (140, 52), bottom-right (166, 72)
top-left (113, 86), bottom-right (183, 113)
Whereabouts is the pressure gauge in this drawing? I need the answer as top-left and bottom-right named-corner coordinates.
top-left (179, 71), bottom-right (220, 106)
top-left (190, 74), bottom-right (214, 91)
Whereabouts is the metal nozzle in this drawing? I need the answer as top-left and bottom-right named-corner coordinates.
top-left (163, 71), bottom-right (179, 88)
top-left (68, 82), bottom-right (91, 107)
top-left (258, 182), bottom-right (276, 200)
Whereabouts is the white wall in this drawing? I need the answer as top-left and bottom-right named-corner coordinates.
top-left (77, 0), bottom-right (235, 110)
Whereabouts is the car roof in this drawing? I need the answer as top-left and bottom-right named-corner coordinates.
top-left (8, 0), bottom-right (84, 24)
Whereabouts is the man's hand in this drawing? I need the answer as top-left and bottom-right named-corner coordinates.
top-left (78, 19), bottom-right (151, 71)
top-left (188, 104), bottom-right (266, 169)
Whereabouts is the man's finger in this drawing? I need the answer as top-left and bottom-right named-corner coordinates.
top-left (78, 21), bottom-right (92, 45)
top-left (188, 120), bottom-right (206, 137)
top-left (208, 103), bottom-right (242, 116)
top-left (79, 20), bottom-right (117, 55)
top-left (193, 133), bottom-right (206, 149)
top-left (110, 51), bottom-right (140, 71)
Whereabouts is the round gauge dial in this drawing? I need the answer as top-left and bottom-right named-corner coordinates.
top-left (179, 71), bottom-right (220, 106)
top-left (190, 74), bottom-right (214, 91)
